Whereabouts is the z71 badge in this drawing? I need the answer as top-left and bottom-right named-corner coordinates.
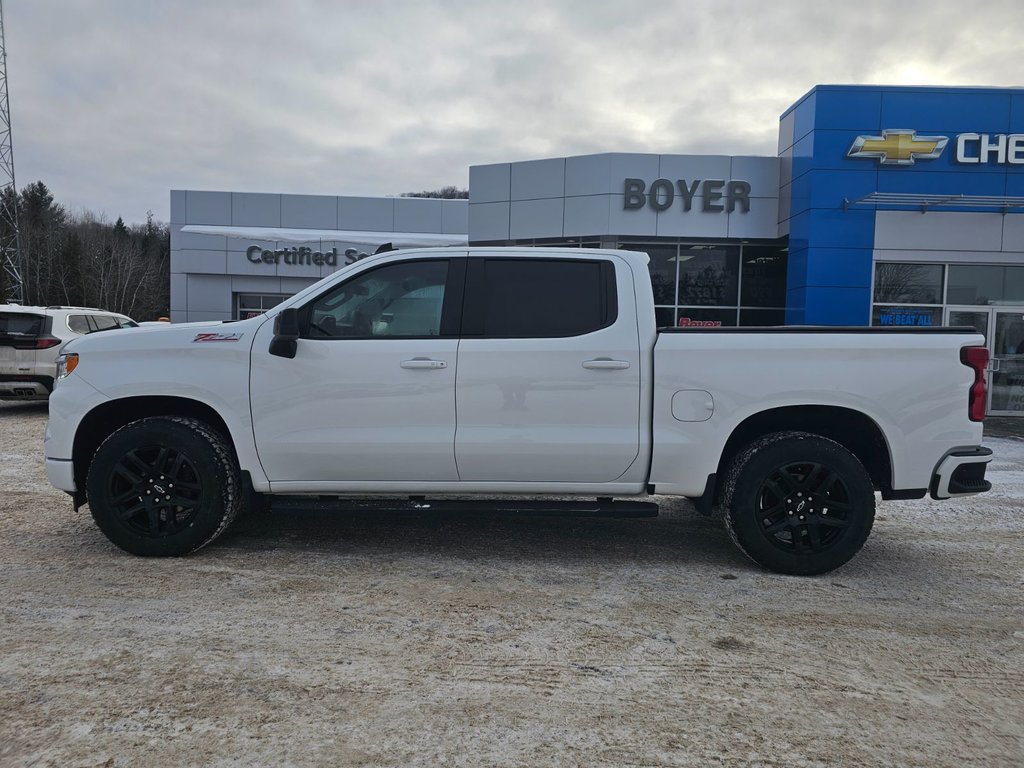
top-left (192, 332), bottom-right (244, 343)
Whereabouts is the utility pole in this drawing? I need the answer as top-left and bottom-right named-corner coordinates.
top-left (0, 0), bottom-right (22, 304)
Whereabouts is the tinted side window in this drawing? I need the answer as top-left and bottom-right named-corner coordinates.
top-left (67, 315), bottom-right (91, 334)
top-left (89, 315), bottom-right (120, 332)
top-left (306, 260), bottom-right (449, 338)
top-left (476, 259), bottom-right (616, 338)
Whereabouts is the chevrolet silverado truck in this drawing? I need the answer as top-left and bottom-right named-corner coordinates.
top-left (44, 247), bottom-right (993, 574)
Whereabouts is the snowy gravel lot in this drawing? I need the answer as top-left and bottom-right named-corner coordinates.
top-left (1, 400), bottom-right (1022, 767)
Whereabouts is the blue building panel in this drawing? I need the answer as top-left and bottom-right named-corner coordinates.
top-left (875, 169), bottom-right (1009, 197)
top-left (810, 87), bottom-right (883, 132)
top-left (784, 284), bottom-right (870, 326)
top-left (1006, 175), bottom-right (1024, 197)
top-left (786, 131), bottom-right (817, 186)
top-left (803, 247), bottom-right (874, 288)
top-left (785, 248), bottom-right (808, 292)
top-left (803, 209), bottom-right (876, 250)
top-left (790, 91), bottom-right (817, 151)
top-left (879, 89), bottom-right (1013, 134)
top-left (1011, 94), bottom-right (1024, 129)
top-left (788, 168), bottom-right (878, 214)
top-left (778, 84), bottom-right (1024, 328)
top-left (804, 286), bottom-right (872, 326)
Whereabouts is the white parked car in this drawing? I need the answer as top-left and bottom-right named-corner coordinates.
top-left (44, 248), bottom-right (992, 574)
top-left (0, 305), bottom-right (137, 400)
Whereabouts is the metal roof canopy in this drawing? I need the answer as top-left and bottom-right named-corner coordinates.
top-left (843, 192), bottom-right (1024, 214)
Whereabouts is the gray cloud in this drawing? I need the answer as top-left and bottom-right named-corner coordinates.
top-left (8, 0), bottom-right (1023, 223)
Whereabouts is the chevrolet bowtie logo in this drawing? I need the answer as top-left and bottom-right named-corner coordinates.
top-left (847, 129), bottom-right (948, 165)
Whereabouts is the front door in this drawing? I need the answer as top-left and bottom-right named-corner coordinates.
top-left (250, 257), bottom-right (463, 485)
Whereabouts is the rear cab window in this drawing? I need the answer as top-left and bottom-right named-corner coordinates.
top-left (464, 258), bottom-right (617, 338)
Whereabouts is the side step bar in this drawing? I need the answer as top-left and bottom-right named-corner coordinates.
top-left (269, 495), bottom-right (659, 518)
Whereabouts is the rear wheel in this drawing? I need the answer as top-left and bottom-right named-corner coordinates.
top-left (721, 431), bottom-right (875, 575)
top-left (86, 416), bottom-right (242, 556)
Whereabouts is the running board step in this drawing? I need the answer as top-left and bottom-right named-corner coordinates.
top-left (269, 496), bottom-right (659, 518)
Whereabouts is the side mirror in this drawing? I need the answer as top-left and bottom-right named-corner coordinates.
top-left (269, 307), bottom-right (300, 359)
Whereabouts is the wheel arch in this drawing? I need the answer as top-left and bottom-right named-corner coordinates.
top-left (713, 405), bottom-right (895, 505)
top-left (72, 396), bottom-right (237, 491)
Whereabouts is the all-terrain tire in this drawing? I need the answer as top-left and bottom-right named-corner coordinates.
top-left (720, 431), bottom-right (875, 575)
top-left (86, 416), bottom-right (242, 556)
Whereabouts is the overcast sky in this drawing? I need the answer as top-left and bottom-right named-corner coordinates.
top-left (8, 0), bottom-right (1024, 224)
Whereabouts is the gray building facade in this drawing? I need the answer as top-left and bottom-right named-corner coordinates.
top-left (170, 191), bottom-right (468, 322)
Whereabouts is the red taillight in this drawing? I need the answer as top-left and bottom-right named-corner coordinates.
top-left (960, 345), bottom-right (988, 422)
top-left (12, 336), bottom-right (60, 349)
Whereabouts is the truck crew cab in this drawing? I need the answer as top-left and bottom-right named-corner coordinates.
top-left (44, 248), bottom-right (993, 575)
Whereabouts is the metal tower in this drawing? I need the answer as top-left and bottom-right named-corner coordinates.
top-left (0, 0), bottom-right (21, 304)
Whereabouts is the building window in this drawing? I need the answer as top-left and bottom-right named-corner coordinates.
top-left (678, 245), bottom-right (740, 306)
top-left (870, 263), bottom-right (945, 327)
top-left (947, 265), bottom-right (1024, 305)
top-left (236, 293), bottom-right (289, 320)
top-left (620, 241), bottom-right (787, 327)
top-left (874, 263), bottom-right (944, 304)
top-left (645, 246), bottom-right (678, 306)
top-left (741, 246), bottom-right (788, 308)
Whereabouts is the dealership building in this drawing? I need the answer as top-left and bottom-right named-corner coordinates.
top-left (171, 84), bottom-right (1024, 414)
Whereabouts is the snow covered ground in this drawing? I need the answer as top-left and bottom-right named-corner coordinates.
top-left (1, 401), bottom-right (1021, 767)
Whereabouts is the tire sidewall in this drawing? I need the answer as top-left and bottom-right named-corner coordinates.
top-left (726, 434), bottom-right (875, 576)
top-left (86, 418), bottom-right (233, 556)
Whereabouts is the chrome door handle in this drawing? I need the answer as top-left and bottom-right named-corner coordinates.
top-left (400, 358), bottom-right (447, 369)
top-left (582, 358), bottom-right (630, 370)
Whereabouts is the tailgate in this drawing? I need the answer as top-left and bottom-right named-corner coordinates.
top-left (0, 311), bottom-right (44, 375)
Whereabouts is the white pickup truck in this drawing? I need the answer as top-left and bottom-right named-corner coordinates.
top-left (44, 247), bottom-right (993, 574)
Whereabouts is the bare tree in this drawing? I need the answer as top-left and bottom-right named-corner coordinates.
top-left (400, 186), bottom-right (469, 199)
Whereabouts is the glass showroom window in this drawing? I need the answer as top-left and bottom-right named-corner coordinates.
top-left (947, 265), bottom-right (1024, 305)
top-left (739, 245), bottom-right (787, 327)
top-left (623, 241), bottom-right (787, 327)
top-left (872, 263), bottom-right (945, 327)
top-left (236, 293), bottom-right (289, 320)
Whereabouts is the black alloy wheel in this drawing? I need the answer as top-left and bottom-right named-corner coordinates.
top-left (754, 460), bottom-right (854, 555)
top-left (86, 416), bottom-right (242, 556)
top-left (722, 431), bottom-right (875, 575)
top-left (105, 445), bottom-right (204, 538)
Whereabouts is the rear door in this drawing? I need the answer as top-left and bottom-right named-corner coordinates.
top-left (454, 254), bottom-right (642, 482)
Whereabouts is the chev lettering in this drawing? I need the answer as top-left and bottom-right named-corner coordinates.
top-left (955, 133), bottom-right (1024, 164)
top-left (623, 179), bottom-right (751, 213)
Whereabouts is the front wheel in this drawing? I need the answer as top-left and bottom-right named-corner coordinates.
top-left (720, 431), bottom-right (875, 575)
top-left (86, 416), bottom-right (242, 556)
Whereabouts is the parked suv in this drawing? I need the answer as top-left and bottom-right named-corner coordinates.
top-left (0, 305), bottom-right (137, 400)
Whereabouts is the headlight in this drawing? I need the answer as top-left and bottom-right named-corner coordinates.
top-left (55, 352), bottom-right (79, 381)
